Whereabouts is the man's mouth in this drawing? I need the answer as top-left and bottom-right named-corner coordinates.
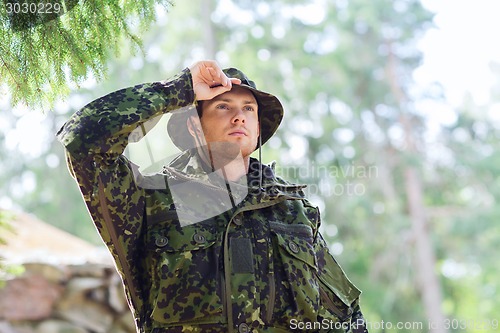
top-left (228, 129), bottom-right (247, 136)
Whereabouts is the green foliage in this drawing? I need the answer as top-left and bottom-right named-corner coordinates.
top-left (0, 0), bottom-right (173, 109)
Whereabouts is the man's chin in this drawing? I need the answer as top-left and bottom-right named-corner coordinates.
top-left (205, 141), bottom-right (241, 161)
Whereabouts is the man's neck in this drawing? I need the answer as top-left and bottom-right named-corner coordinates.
top-left (196, 146), bottom-right (250, 182)
top-left (217, 155), bottom-right (249, 182)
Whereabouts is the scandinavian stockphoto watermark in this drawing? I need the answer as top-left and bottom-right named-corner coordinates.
top-left (4, 0), bottom-right (76, 31)
top-left (289, 318), bottom-right (369, 331)
top-left (289, 318), bottom-right (499, 331)
top-left (274, 161), bottom-right (378, 197)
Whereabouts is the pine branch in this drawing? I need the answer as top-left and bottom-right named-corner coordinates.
top-left (0, 0), bottom-right (173, 110)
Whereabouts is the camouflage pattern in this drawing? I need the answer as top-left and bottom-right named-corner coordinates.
top-left (57, 68), bottom-right (369, 333)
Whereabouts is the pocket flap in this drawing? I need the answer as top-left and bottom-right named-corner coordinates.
top-left (147, 214), bottom-right (217, 252)
top-left (274, 232), bottom-right (317, 269)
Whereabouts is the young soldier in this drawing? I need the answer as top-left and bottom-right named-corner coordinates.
top-left (57, 60), bottom-right (368, 333)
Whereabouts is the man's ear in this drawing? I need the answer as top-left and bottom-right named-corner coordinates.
top-left (186, 115), bottom-right (202, 138)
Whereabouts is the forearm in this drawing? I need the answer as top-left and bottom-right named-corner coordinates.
top-left (57, 68), bottom-right (194, 158)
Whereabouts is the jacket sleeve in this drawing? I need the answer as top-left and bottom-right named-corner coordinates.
top-left (56, 68), bottom-right (195, 329)
top-left (57, 68), bottom-right (194, 160)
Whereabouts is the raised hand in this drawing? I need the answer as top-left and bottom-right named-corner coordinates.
top-left (189, 60), bottom-right (241, 100)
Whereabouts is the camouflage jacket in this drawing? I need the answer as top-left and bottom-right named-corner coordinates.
top-left (57, 69), bottom-right (368, 333)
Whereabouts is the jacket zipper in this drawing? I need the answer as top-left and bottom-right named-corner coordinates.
top-left (266, 273), bottom-right (276, 324)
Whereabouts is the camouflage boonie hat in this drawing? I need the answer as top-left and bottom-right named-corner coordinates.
top-left (167, 67), bottom-right (284, 151)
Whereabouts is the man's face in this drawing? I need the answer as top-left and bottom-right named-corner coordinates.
top-left (190, 86), bottom-right (260, 159)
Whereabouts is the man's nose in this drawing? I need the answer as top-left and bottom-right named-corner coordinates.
top-left (231, 108), bottom-right (246, 123)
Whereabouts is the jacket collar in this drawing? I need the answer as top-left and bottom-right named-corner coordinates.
top-left (163, 149), bottom-right (307, 200)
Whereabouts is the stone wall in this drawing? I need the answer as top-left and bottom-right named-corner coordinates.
top-left (0, 262), bottom-right (136, 333)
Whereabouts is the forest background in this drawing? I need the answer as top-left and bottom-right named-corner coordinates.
top-left (1, 0), bottom-right (499, 332)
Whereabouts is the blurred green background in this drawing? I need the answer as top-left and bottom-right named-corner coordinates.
top-left (1, 0), bottom-right (499, 332)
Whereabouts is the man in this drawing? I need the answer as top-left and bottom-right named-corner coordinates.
top-left (57, 60), bottom-right (368, 333)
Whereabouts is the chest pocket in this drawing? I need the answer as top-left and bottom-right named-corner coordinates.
top-left (269, 222), bottom-right (361, 329)
top-left (146, 212), bottom-right (225, 326)
top-left (270, 223), bottom-right (320, 323)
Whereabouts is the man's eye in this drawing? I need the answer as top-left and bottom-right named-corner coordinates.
top-left (244, 106), bottom-right (255, 111)
top-left (216, 104), bottom-right (229, 110)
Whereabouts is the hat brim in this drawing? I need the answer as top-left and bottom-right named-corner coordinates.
top-left (167, 83), bottom-right (283, 151)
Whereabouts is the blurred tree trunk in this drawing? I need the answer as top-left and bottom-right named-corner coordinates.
top-left (201, 0), bottom-right (216, 59)
top-left (404, 166), bottom-right (447, 333)
top-left (386, 42), bottom-right (447, 333)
